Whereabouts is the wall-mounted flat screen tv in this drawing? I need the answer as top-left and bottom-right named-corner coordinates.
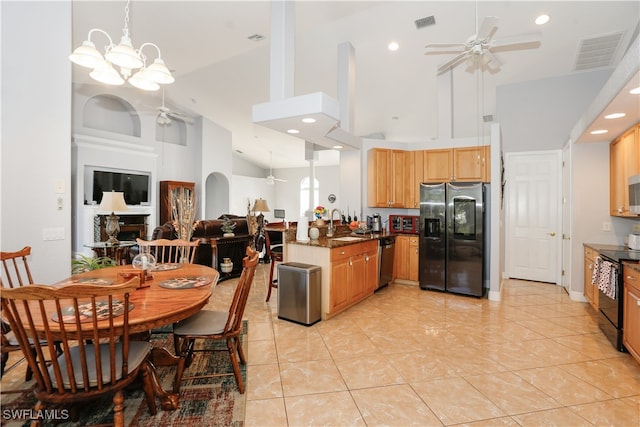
top-left (85, 166), bottom-right (151, 206)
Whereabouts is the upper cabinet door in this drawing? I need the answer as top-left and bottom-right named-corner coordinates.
top-left (367, 148), bottom-right (391, 208)
top-left (610, 125), bottom-right (640, 217)
top-left (425, 149), bottom-right (453, 182)
top-left (453, 146), bottom-right (486, 182)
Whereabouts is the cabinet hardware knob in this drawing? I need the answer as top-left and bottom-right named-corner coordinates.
top-left (626, 275), bottom-right (636, 280)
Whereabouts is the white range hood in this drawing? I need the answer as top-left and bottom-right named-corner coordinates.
top-left (252, 92), bottom-right (360, 150)
top-left (252, 2), bottom-right (360, 151)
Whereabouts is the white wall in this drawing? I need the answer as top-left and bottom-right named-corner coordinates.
top-left (1, 1), bottom-right (72, 282)
top-left (497, 69), bottom-right (613, 152)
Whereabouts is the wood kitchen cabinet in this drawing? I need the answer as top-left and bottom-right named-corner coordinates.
top-left (394, 235), bottom-right (419, 282)
top-left (424, 146), bottom-right (490, 183)
top-left (583, 246), bottom-right (599, 310)
top-left (367, 148), bottom-right (405, 208)
top-left (610, 124), bottom-right (639, 217)
top-left (159, 180), bottom-right (195, 226)
top-left (329, 240), bottom-right (379, 314)
top-left (622, 263), bottom-right (640, 364)
top-left (404, 150), bottom-right (426, 209)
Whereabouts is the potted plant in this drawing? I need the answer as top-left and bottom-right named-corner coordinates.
top-left (71, 254), bottom-right (116, 274)
top-left (221, 216), bottom-right (236, 237)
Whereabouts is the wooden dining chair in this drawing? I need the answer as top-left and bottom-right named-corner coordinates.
top-left (0, 246), bottom-right (56, 381)
top-left (264, 231), bottom-right (283, 302)
top-left (136, 238), bottom-right (199, 264)
top-left (0, 278), bottom-right (158, 426)
top-left (171, 247), bottom-right (259, 394)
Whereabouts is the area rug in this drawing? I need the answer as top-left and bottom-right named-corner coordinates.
top-left (0, 321), bottom-right (247, 427)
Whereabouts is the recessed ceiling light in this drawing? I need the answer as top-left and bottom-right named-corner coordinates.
top-left (332, 145), bottom-right (343, 149)
top-left (287, 129), bottom-right (300, 134)
top-left (535, 14), bottom-right (550, 25)
top-left (630, 87), bottom-right (640, 95)
top-left (388, 41), bottom-right (399, 51)
top-left (605, 112), bottom-right (626, 119)
top-left (301, 117), bottom-right (316, 123)
top-left (590, 129), bottom-right (608, 135)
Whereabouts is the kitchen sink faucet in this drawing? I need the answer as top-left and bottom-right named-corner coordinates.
top-left (327, 208), bottom-right (342, 237)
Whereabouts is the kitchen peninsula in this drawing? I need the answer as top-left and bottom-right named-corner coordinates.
top-left (282, 224), bottom-right (383, 320)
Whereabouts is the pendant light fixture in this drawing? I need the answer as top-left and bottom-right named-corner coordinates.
top-left (69, 0), bottom-right (174, 91)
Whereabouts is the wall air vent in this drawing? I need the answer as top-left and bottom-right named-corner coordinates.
top-left (415, 15), bottom-right (436, 29)
top-left (574, 32), bottom-right (623, 71)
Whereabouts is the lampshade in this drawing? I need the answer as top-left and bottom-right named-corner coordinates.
top-left (253, 198), bottom-right (270, 213)
top-left (143, 58), bottom-right (175, 84)
top-left (90, 60), bottom-right (125, 86)
top-left (68, 40), bottom-right (104, 69)
top-left (99, 191), bottom-right (128, 212)
top-left (129, 70), bottom-right (160, 91)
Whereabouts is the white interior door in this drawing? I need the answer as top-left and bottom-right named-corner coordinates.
top-left (561, 142), bottom-right (572, 294)
top-left (505, 151), bottom-right (562, 284)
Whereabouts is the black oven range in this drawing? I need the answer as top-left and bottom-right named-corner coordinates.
top-left (596, 249), bottom-right (640, 352)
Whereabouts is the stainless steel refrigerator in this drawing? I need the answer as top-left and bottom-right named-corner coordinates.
top-left (419, 182), bottom-right (485, 297)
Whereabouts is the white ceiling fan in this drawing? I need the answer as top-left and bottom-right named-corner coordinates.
top-left (265, 152), bottom-right (287, 185)
top-left (157, 89), bottom-right (195, 126)
top-left (424, 7), bottom-right (541, 75)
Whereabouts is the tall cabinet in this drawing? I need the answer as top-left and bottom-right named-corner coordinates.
top-left (159, 180), bottom-right (195, 226)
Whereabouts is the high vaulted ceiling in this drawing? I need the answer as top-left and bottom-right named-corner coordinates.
top-left (71, 1), bottom-right (640, 169)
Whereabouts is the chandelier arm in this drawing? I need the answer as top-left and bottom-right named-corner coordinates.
top-left (138, 42), bottom-right (163, 61)
top-left (86, 28), bottom-right (115, 52)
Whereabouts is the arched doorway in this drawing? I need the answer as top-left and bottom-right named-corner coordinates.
top-left (204, 172), bottom-right (230, 219)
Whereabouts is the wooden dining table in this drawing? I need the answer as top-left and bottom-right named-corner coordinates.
top-left (50, 263), bottom-right (220, 411)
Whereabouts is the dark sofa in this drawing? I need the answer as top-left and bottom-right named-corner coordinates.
top-left (151, 216), bottom-right (252, 278)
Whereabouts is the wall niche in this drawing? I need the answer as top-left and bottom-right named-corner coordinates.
top-left (82, 94), bottom-right (141, 137)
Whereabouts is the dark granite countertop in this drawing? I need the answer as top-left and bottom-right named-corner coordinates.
top-left (584, 243), bottom-right (640, 263)
top-left (287, 233), bottom-right (391, 249)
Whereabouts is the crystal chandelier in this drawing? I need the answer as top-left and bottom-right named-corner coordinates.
top-left (69, 0), bottom-right (174, 91)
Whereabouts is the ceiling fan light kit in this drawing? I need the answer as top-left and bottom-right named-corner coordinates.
top-left (69, 0), bottom-right (174, 91)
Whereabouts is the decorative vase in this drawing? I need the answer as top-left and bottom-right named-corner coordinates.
top-left (223, 232), bottom-right (235, 237)
top-left (220, 257), bottom-right (233, 273)
top-left (315, 218), bottom-right (325, 227)
top-left (309, 226), bottom-right (320, 240)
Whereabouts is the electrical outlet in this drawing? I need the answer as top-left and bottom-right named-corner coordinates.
top-left (42, 227), bottom-right (64, 241)
top-left (603, 222), bottom-right (612, 232)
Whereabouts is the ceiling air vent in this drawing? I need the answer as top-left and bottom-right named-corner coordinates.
top-left (574, 32), bottom-right (623, 71)
top-left (415, 15), bottom-right (436, 29)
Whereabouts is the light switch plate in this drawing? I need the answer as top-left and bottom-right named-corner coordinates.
top-left (55, 179), bottom-right (65, 194)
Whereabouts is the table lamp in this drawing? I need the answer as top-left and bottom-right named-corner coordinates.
top-left (252, 198), bottom-right (270, 237)
top-left (252, 198), bottom-right (270, 215)
top-left (99, 191), bottom-right (128, 244)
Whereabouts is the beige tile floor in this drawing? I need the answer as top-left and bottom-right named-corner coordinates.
top-left (2, 264), bottom-right (639, 426)
top-left (239, 264), bottom-right (640, 427)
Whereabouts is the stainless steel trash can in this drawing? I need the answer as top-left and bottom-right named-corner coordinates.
top-left (277, 262), bottom-right (321, 326)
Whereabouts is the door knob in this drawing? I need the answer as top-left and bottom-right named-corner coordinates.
top-left (549, 232), bottom-right (556, 237)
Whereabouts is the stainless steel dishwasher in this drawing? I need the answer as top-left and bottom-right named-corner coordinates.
top-left (377, 235), bottom-right (396, 290)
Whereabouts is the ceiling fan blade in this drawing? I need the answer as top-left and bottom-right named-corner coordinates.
top-left (424, 42), bottom-right (467, 50)
top-left (274, 177), bottom-right (287, 182)
top-left (437, 51), bottom-right (470, 74)
top-left (489, 33), bottom-right (542, 52)
top-left (477, 16), bottom-right (499, 40)
top-left (167, 111), bottom-right (195, 125)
